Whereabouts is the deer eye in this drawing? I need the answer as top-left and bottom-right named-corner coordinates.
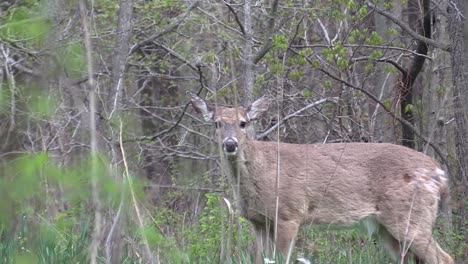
top-left (215, 121), bottom-right (222, 128)
top-left (240, 121), bottom-right (246, 128)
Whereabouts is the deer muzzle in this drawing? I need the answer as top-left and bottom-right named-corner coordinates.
top-left (223, 137), bottom-right (238, 154)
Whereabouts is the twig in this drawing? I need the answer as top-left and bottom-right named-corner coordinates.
top-left (293, 43), bottom-right (435, 58)
top-left (252, 0), bottom-right (280, 64)
top-left (128, 0), bottom-right (199, 54)
top-left (351, 56), bottom-right (408, 75)
top-left (318, 66), bottom-right (449, 167)
top-left (256, 97), bottom-right (337, 139)
top-left (224, 1), bottom-right (245, 35)
top-left (119, 120), bottom-right (155, 263)
top-left (197, 6), bottom-right (245, 37)
top-left (366, 1), bottom-right (451, 51)
top-left (145, 184), bottom-right (223, 192)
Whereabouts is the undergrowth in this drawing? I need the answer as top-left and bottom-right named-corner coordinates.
top-left (0, 154), bottom-right (463, 263)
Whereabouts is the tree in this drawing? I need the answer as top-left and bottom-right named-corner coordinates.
top-left (0, 0), bottom-right (466, 262)
top-left (448, 0), bottom-right (468, 259)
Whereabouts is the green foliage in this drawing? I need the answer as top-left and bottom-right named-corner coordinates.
top-left (364, 64), bottom-right (375, 73)
top-left (347, 0), bottom-right (357, 10)
top-left (358, 6), bottom-right (368, 19)
top-left (141, 225), bottom-right (188, 263)
top-left (0, 215), bottom-right (90, 264)
top-left (0, 153), bottom-right (144, 262)
top-left (387, 28), bottom-right (398, 37)
top-left (404, 103), bottom-right (414, 114)
top-left (253, 74), bottom-right (265, 97)
top-left (0, 1), bottom-right (50, 46)
top-left (183, 193), bottom-right (254, 261)
top-left (59, 42), bottom-right (86, 78)
top-left (369, 50), bottom-right (383, 60)
top-left (302, 228), bottom-right (392, 264)
top-left (312, 60), bottom-right (320, 69)
top-left (383, 1), bottom-right (395, 10)
top-left (323, 43), bottom-right (349, 69)
top-left (27, 89), bottom-right (59, 118)
top-left (369, 32), bottom-right (383, 45)
top-left (95, 0), bottom-right (119, 23)
top-left (303, 89), bottom-right (315, 98)
top-left (272, 34), bottom-right (288, 51)
top-left (383, 98), bottom-right (392, 110)
top-left (270, 58), bottom-right (283, 74)
top-left (384, 65), bottom-right (397, 74)
top-left (288, 69), bottom-right (304, 79)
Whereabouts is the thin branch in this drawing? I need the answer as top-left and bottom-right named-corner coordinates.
top-left (119, 121), bottom-right (155, 264)
top-left (317, 17), bottom-right (332, 47)
top-left (79, 2), bottom-right (101, 264)
top-left (318, 66), bottom-right (449, 167)
top-left (351, 56), bottom-right (408, 74)
top-left (224, 1), bottom-right (245, 35)
top-left (153, 41), bottom-right (199, 72)
top-left (197, 6), bottom-right (244, 37)
top-left (126, 64), bottom-right (207, 143)
top-left (293, 43), bottom-right (434, 58)
top-left (145, 184), bottom-right (223, 192)
top-left (4, 57), bottom-right (41, 77)
top-left (252, 0), bottom-right (280, 64)
top-left (128, 0), bottom-right (199, 55)
top-left (366, 1), bottom-right (451, 51)
top-left (256, 97), bottom-right (337, 139)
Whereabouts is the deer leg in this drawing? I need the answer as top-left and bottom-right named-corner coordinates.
top-left (253, 223), bottom-right (273, 264)
top-left (376, 224), bottom-right (411, 264)
top-left (380, 219), bottom-right (453, 264)
top-left (274, 219), bottom-right (300, 262)
top-left (409, 233), bottom-right (453, 264)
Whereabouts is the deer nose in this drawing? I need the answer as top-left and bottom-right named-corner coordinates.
top-left (223, 138), bottom-right (238, 153)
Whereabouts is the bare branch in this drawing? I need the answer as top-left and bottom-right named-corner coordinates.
top-left (197, 6), bottom-right (245, 37)
top-left (366, 1), bottom-right (451, 51)
top-left (351, 56), bottom-right (408, 75)
top-left (253, 0), bottom-right (280, 64)
top-left (224, 1), bottom-right (245, 35)
top-left (119, 121), bottom-right (155, 264)
top-left (317, 66), bottom-right (449, 167)
top-left (128, 0), bottom-right (199, 55)
top-left (256, 97), bottom-right (337, 139)
top-left (294, 43), bottom-right (435, 58)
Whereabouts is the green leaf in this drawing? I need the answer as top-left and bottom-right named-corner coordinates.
top-left (404, 104), bottom-right (414, 113)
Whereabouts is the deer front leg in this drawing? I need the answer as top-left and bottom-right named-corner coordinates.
top-left (275, 219), bottom-right (300, 262)
top-left (253, 223), bottom-right (273, 264)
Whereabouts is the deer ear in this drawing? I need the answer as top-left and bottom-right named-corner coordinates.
top-left (188, 92), bottom-right (214, 122)
top-left (246, 96), bottom-right (271, 121)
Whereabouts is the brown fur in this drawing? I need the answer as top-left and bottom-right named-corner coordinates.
top-left (189, 94), bottom-right (453, 264)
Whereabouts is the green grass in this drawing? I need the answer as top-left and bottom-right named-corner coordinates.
top-left (0, 214), bottom-right (460, 264)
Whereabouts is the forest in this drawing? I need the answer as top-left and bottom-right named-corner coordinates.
top-left (0, 0), bottom-right (467, 263)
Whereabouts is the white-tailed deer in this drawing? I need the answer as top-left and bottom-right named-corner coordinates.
top-left (189, 93), bottom-right (453, 264)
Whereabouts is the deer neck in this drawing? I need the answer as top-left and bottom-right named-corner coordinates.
top-left (224, 140), bottom-right (267, 221)
top-left (225, 140), bottom-right (255, 179)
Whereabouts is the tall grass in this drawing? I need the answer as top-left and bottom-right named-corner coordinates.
top-left (0, 154), bottom-right (461, 263)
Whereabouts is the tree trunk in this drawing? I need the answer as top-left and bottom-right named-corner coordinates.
top-left (448, 0), bottom-right (468, 260)
top-left (109, 0), bottom-right (134, 114)
top-left (400, 0), bottom-right (431, 149)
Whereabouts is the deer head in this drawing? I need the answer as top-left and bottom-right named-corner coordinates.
top-left (189, 93), bottom-right (270, 155)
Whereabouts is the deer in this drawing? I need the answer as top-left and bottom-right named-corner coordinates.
top-left (189, 93), bottom-right (453, 264)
